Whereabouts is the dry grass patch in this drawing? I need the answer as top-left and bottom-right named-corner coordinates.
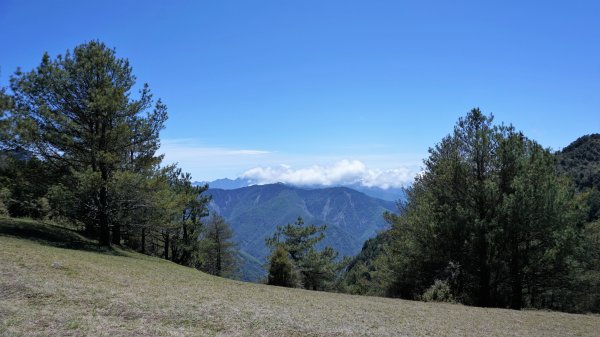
top-left (1, 218), bottom-right (599, 336)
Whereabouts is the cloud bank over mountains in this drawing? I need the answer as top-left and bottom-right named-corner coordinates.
top-left (161, 139), bottom-right (420, 189)
top-left (242, 160), bottom-right (415, 189)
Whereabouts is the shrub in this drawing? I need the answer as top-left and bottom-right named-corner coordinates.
top-left (421, 279), bottom-right (456, 303)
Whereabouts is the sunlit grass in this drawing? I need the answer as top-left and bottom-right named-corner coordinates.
top-left (1, 217), bottom-right (598, 336)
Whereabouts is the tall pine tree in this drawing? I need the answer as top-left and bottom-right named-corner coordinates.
top-left (10, 41), bottom-right (167, 245)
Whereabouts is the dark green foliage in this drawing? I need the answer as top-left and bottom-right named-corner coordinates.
top-left (557, 134), bottom-right (600, 221)
top-left (266, 217), bottom-right (326, 263)
top-left (166, 168), bottom-right (211, 267)
top-left (10, 41), bottom-right (167, 245)
top-left (106, 165), bottom-right (212, 270)
top-left (378, 109), bottom-right (589, 311)
top-left (266, 217), bottom-right (343, 291)
top-left (555, 134), bottom-right (600, 312)
top-left (557, 134), bottom-right (600, 190)
top-left (299, 246), bottom-right (341, 291)
top-left (0, 86), bottom-right (14, 149)
top-left (341, 232), bottom-right (391, 295)
top-left (267, 246), bottom-right (297, 287)
top-left (0, 41), bottom-right (230, 279)
top-left (576, 220), bottom-right (600, 311)
top-left (199, 215), bottom-right (239, 277)
top-left (0, 150), bottom-right (67, 219)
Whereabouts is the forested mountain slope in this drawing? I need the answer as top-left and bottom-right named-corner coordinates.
top-left (207, 183), bottom-right (396, 280)
top-left (557, 134), bottom-right (600, 190)
top-left (557, 134), bottom-right (600, 221)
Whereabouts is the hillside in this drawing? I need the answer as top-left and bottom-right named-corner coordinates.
top-left (557, 133), bottom-right (600, 190)
top-left (557, 134), bottom-right (600, 221)
top-left (207, 184), bottom-right (396, 280)
top-left (1, 218), bottom-right (599, 336)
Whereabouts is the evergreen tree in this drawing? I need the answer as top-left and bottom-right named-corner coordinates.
top-left (266, 217), bottom-right (325, 263)
top-left (200, 215), bottom-right (238, 277)
top-left (0, 85), bottom-right (13, 149)
top-left (165, 168), bottom-right (210, 266)
top-left (299, 246), bottom-right (341, 291)
top-left (10, 41), bottom-right (167, 245)
top-left (266, 217), bottom-right (342, 290)
top-left (382, 108), bottom-right (587, 309)
top-left (267, 246), bottom-right (297, 287)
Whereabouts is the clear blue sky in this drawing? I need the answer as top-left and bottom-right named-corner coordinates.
top-left (1, 1), bottom-right (599, 185)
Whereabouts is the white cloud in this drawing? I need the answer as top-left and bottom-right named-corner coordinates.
top-left (159, 138), bottom-right (423, 184)
top-left (241, 160), bottom-right (415, 189)
top-left (159, 139), bottom-right (271, 180)
top-left (161, 139), bottom-right (270, 158)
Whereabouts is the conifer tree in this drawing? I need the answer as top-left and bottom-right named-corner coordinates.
top-left (10, 41), bottom-right (167, 245)
top-left (266, 217), bottom-right (342, 290)
top-left (383, 108), bottom-right (586, 309)
top-left (267, 246), bottom-right (297, 287)
top-left (200, 215), bottom-right (238, 277)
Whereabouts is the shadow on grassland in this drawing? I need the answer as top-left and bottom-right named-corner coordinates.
top-left (0, 217), bottom-right (125, 256)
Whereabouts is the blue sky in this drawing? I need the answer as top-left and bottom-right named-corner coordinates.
top-left (1, 1), bottom-right (599, 186)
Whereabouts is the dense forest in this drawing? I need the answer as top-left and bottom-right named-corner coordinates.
top-left (1, 41), bottom-right (598, 313)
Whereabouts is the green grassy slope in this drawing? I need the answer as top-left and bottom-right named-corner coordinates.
top-left (1, 218), bottom-right (599, 336)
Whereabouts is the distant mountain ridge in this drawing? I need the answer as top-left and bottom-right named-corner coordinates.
top-left (206, 183), bottom-right (397, 281)
top-left (196, 178), bottom-right (254, 190)
top-left (195, 178), bottom-right (406, 202)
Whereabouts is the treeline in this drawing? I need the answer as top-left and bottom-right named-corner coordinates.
top-left (341, 110), bottom-right (600, 313)
top-left (0, 41), bottom-right (237, 277)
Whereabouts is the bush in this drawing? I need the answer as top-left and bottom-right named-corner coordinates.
top-left (35, 197), bottom-right (51, 219)
top-left (421, 279), bottom-right (456, 303)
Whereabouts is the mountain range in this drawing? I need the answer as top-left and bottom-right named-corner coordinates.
top-left (205, 183), bottom-right (398, 281)
top-left (197, 178), bottom-right (407, 202)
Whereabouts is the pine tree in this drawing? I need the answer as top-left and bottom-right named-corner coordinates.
top-left (266, 216), bottom-right (342, 290)
top-left (267, 245), bottom-right (297, 287)
top-left (200, 215), bottom-right (238, 277)
top-left (383, 108), bottom-right (586, 309)
top-left (10, 41), bottom-right (167, 245)
top-left (0, 85), bottom-right (13, 150)
top-left (266, 217), bottom-right (325, 263)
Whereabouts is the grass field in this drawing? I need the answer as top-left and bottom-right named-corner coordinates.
top-left (1, 217), bottom-right (599, 336)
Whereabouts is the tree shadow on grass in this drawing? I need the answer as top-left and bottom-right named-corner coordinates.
top-left (0, 217), bottom-right (126, 256)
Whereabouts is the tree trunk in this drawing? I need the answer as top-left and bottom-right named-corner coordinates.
top-left (97, 139), bottom-right (111, 246)
top-left (99, 213), bottom-right (111, 246)
top-left (141, 228), bottom-right (146, 254)
top-left (215, 222), bottom-right (222, 276)
top-left (216, 244), bottom-right (222, 276)
top-left (510, 240), bottom-right (523, 309)
top-left (164, 232), bottom-right (170, 260)
top-left (112, 223), bottom-right (121, 245)
top-left (171, 237), bottom-right (178, 263)
top-left (477, 233), bottom-right (491, 307)
top-left (98, 183), bottom-right (111, 247)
